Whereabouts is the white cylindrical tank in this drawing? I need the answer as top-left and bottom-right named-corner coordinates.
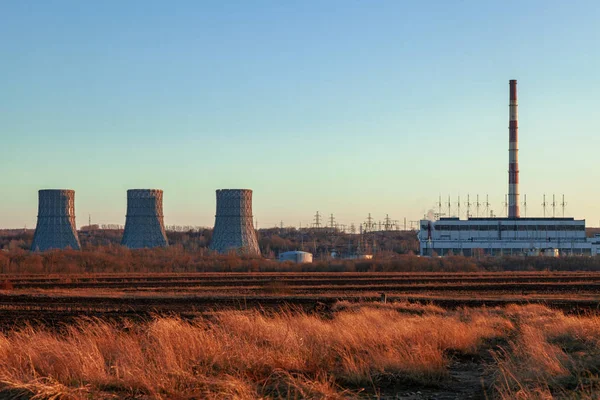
top-left (278, 251), bottom-right (313, 264)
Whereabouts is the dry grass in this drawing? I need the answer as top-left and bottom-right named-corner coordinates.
top-left (0, 303), bottom-right (597, 399)
top-left (493, 304), bottom-right (600, 399)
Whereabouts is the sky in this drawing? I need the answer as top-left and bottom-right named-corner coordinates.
top-left (1, 0), bottom-right (599, 229)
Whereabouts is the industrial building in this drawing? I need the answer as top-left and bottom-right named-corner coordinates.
top-left (121, 189), bottom-right (169, 249)
top-left (418, 80), bottom-right (600, 257)
top-left (209, 189), bottom-right (261, 256)
top-left (31, 189), bottom-right (81, 251)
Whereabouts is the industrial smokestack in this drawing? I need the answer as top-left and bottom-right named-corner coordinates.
top-left (31, 189), bottom-right (81, 251)
top-left (508, 79), bottom-right (520, 218)
top-left (121, 189), bottom-right (169, 249)
top-left (210, 189), bottom-right (260, 256)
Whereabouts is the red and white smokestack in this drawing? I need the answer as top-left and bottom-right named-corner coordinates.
top-left (508, 79), bottom-right (520, 218)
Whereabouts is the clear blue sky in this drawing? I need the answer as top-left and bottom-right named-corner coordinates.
top-left (1, 0), bottom-right (599, 229)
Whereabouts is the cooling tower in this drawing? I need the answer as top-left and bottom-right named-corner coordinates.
top-left (31, 189), bottom-right (81, 251)
top-left (209, 189), bottom-right (261, 256)
top-left (121, 189), bottom-right (169, 249)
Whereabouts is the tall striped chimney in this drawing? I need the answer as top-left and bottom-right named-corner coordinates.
top-left (508, 79), bottom-right (520, 218)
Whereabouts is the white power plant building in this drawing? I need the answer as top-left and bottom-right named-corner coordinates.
top-left (419, 217), bottom-right (600, 256)
top-left (418, 80), bottom-right (600, 257)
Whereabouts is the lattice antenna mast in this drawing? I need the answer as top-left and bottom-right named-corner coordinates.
top-left (522, 194), bottom-right (527, 217)
top-left (502, 194), bottom-right (508, 217)
top-left (447, 195), bottom-right (452, 217)
top-left (476, 195), bottom-right (481, 217)
top-left (560, 195), bottom-right (567, 218)
top-left (551, 194), bottom-right (557, 218)
top-left (437, 195), bottom-right (442, 219)
top-left (456, 196), bottom-right (461, 219)
top-left (484, 195), bottom-right (491, 218)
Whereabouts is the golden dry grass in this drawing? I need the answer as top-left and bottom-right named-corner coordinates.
top-left (0, 302), bottom-right (596, 399)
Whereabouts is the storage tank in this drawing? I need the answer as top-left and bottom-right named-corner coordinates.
top-left (279, 251), bottom-right (313, 264)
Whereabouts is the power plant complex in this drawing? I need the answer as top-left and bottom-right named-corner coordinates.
top-left (121, 189), bottom-right (169, 249)
top-left (418, 80), bottom-right (600, 257)
top-left (25, 80), bottom-right (598, 258)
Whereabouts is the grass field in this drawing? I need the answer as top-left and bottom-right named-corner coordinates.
top-left (0, 302), bottom-right (598, 399)
top-left (0, 271), bottom-right (599, 399)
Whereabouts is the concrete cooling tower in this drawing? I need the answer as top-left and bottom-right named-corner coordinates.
top-left (31, 189), bottom-right (81, 251)
top-left (121, 189), bottom-right (169, 249)
top-left (209, 189), bottom-right (261, 256)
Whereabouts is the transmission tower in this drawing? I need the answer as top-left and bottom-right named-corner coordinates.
top-left (329, 213), bottom-right (335, 229)
top-left (313, 211), bottom-right (322, 228)
top-left (365, 213), bottom-right (374, 232)
top-left (384, 214), bottom-right (392, 230)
